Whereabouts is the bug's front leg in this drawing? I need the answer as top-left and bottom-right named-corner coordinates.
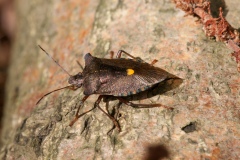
top-left (69, 95), bottom-right (93, 126)
top-left (95, 95), bottom-right (121, 132)
top-left (105, 100), bottom-right (123, 135)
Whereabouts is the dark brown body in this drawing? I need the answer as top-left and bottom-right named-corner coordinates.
top-left (80, 53), bottom-right (170, 96)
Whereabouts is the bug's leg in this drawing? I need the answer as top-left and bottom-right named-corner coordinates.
top-left (96, 95), bottom-right (121, 132)
top-left (109, 51), bottom-right (114, 59)
top-left (105, 101), bottom-right (123, 135)
top-left (105, 99), bottom-right (111, 115)
top-left (69, 95), bottom-right (92, 126)
top-left (75, 95), bottom-right (89, 116)
top-left (105, 100), bottom-right (116, 135)
top-left (116, 50), bottom-right (160, 65)
top-left (116, 50), bottom-right (137, 59)
top-left (116, 97), bottom-right (173, 110)
top-left (116, 50), bottom-right (158, 65)
top-left (116, 50), bottom-right (136, 59)
top-left (113, 101), bottom-right (122, 118)
top-left (116, 50), bottom-right (144, 62)
top-left (150, 59), bottom-right (158, 66)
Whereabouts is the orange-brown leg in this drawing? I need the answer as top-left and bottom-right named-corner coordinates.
top-left (69, 95), bottom-right (91, 126)
top-left (105, 101), bottom-right (122, 135)
top-left (116, 50), bottom-right (137, 59)
top-left (109, 51), bottom-right (114, 59)
top-left (116, 50), bottom-right (157, 65)
top-left (96, 95), bottom-right (121, 132)
top-left (150, 59), bottom-right (158, 66)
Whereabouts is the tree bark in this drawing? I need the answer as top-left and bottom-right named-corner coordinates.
top-left (1, 0), bottom-right (240, 159)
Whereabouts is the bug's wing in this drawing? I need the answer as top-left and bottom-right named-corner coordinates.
top-left (96, 60), bottom-right (170, 96)
top-left (134, 65), bottom-right (167, 85)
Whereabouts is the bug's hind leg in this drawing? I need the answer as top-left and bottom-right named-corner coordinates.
top-left (115, 97), bottom-right (174, 110)
top-left (96, 95), bottom-right (122, 133)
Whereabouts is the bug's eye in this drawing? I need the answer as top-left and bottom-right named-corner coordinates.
top-left (68, 76), bottom-right (76, 84)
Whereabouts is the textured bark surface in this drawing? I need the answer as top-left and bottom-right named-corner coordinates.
top-left (0, 0), bottom-right (240, 159)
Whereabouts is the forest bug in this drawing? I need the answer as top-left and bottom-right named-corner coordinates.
top-left (36, 45), bottom-right (182, 132)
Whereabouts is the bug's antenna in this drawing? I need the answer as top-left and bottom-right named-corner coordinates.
top-left (36, 85), bottom-right (72, 105)
top-left (76, 60), bottom-right (84, 70)
top-left (38, 45), bottom-right (72, 77)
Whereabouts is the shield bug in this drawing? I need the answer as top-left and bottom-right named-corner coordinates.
top-left (36, 45), bottom-right (182, 132)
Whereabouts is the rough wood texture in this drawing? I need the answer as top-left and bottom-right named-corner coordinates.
top-left (1, 0), bottom-right (239, 159)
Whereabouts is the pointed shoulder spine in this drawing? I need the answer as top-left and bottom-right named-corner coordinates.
top-left (84, 53), bottom-right (94, 66)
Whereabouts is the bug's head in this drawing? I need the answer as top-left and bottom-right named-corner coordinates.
top-left (36, 45), bottom-right (86, 105)
top-left (68, 72), bottom-right (84, 88)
